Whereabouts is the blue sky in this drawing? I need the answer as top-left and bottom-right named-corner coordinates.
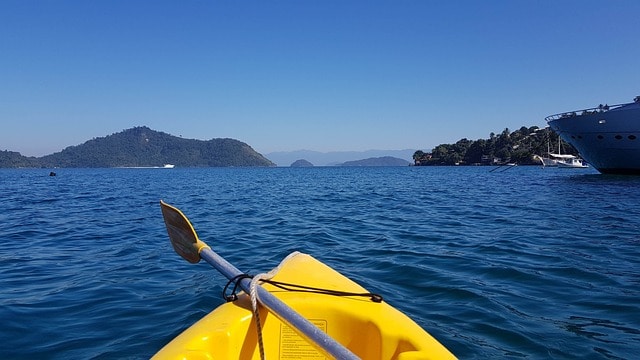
top-left (1, 0), bottom-right (639, 157)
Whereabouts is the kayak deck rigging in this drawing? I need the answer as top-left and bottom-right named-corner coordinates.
top-left (223, 274), bottom-right (384, 304)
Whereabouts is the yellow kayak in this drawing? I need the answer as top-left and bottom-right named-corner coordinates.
top-left (155, 201), bottom-right (456, 360)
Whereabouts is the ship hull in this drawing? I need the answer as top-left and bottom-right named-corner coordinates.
top-left (547, 102), bottom-right (640, 174)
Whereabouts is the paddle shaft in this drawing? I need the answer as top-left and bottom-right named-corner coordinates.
top-left (199, 247), bottom-right (359, 360)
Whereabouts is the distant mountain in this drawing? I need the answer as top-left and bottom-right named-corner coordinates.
top-left (0, 126), bottom-right (274, 168)
top-left (290, 159), bottom-right (314, 167)
top-left (340, 156), bottom-right (411, 167)
top-left (265, 149), bottom-right (416, 167)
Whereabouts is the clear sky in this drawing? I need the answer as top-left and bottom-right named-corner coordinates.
top-left (1, 0), bottom-right (639, 157)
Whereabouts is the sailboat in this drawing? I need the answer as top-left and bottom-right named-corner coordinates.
top-left (538, 134), bottom-right (588, 169)
top-left (551, 153), bottom-right (588, 168)
top-left (549, 140), bottom-right (588, 169)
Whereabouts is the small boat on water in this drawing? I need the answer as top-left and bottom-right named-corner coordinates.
top-left (553, 154), bottom-right (588, 169)
top-left (163, 164), bottom-right (175, 168)
top-left (546, 96), bottom-right (640, 174)
top-left (155, 201), bottom-right (456, 360)
top-left (536, 130), bottom-right (588, 169)
top-left (536, 155), bottom-right (589, 168)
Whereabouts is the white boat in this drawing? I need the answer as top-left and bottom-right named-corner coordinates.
top-left (163, 164), bottom-right (175, 168)
top-left (535, 135), bottom-right (578, 168)
top-left (551, 154), bottom-right (588, 168)
top-left (546, 96), bottom-right (640, 174)
top-left (535, 153), bottom-right (587, 168)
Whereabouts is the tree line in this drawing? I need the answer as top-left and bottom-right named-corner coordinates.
top-left (413, 126), bottom-right (576, 166)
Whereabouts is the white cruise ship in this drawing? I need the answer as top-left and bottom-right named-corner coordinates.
top-left (546, 96), bottom-right (640, 174)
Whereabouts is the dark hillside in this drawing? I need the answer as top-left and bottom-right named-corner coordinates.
top-left (0, 150), bottom-right (38, 167)
top-left (1, 126), bottom-right (274, 168)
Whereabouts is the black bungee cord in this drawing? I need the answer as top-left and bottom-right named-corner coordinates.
top-left (222, 274), bottom-right (383, 303)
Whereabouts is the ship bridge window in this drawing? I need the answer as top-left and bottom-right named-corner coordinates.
top-left (597, 135), bottom-right (604, 140)
top-left (615, 135), bottom-right (623, 140)
top-left (629, 135), bottom-right (637, 140)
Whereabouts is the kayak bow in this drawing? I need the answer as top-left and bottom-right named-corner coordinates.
top-left (155, 201), bottom-right (456, 360)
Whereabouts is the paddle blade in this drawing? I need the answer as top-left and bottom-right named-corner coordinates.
top-left (160, 200), bottom-right (208, 264)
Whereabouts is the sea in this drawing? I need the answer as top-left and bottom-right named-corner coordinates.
top-left (1, 166), bottom-right (639, 359)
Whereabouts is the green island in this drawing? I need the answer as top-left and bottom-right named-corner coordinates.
top-left (413, 126), bottom-right (575, 166)
top-left (0, 126), bottom-right (274, 168)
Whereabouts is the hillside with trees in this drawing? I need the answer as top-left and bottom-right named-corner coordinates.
top-left (1, 126), bottom-right (274, 168)
top-left (413, 126), bottom-right (576, 166)
top-left (0, 150), bottom-right (39, 168)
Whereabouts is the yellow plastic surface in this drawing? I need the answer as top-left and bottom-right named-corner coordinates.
top-left (153, 253), bottom-right (456, 360)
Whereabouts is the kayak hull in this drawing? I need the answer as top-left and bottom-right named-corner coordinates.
top-left (153, 253), bottom-right (455, 359)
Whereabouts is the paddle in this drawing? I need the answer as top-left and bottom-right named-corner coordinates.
top-left (159, 200), bottom-right (359, 360)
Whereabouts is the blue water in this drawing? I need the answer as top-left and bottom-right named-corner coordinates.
top-left (1, 166), bottom-right (639, 359)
